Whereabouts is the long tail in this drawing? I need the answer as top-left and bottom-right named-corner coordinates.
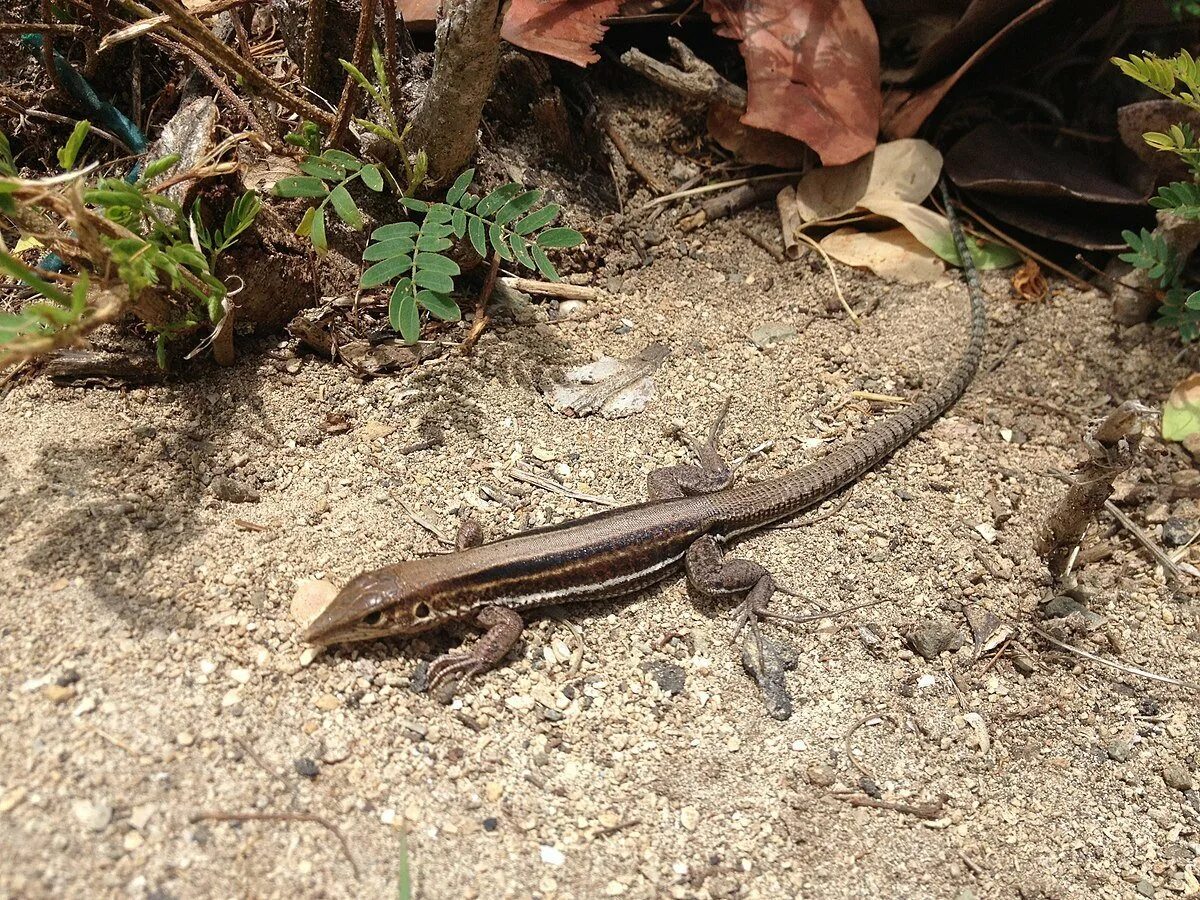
top-left (713, 178), bottom-right (986, 529)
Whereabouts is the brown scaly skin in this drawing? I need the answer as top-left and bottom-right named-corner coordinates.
top-left (306, 179), bottom-right (986, 694)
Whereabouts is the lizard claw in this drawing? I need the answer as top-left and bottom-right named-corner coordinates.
top-left (426, 652), bottom-right (486, 695)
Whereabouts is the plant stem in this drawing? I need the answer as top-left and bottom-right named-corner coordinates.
top-left (329, 0), bottom-right (377, 148)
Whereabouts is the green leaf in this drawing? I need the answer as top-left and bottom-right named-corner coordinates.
top-left (363, 237), bottom-right (416, 260)
top-left (338, 58), bottom-right (375, 95)
top-left (360, 164), bottom-right (384, 192)
top-left (390, 283), bottom-right (419, 343)
top-left (57, 119), bottom-right (90, 170)
top-left (530, 244), bottom-right (559, 281)
top-left (496, 190), bottom-right (541, 226)
top-left (372, 222), bottom-right (420, 241)
top-left (414, 252), bottom-right (460, 275)
top-left (458, 192), bottom-right (479, 211)
top-left (141, 153), bottom-right (182, 182)
top-left (489, 222), bottom-right (512, 260)
top-left (322, 149), bottom-right (362, 171)
top-left (509, 234), bottom-right (533, 269)
top-left (535, 227), bottom-right (584, 249)
top-left (476, 183), bottom-right (523, 217)
top-left (425, 203), bottom-right (453, 226)
top-left (468, 215), bottom-right (486, 257)
top-left (300, 158), bottom-right (345, 180)
top-left (329, 184), bottom-right (364, 230)
top-left (413, 269), bottom-right (455, 293)
top-left (451, 207), bottom-right (466, 238)
top-left (446, 168), bottom-right (475, 205)
top-left (416, 290), bottom-right (460, 321)
top-left (1164, 374), bottom-right (1200, 440)
top-left (275, 176), bottom-right (329, 199)
top-left (410, 150), bottom-right (428, 193)
top-left (296, 205), bottom-right (316, 238)
top-left (416, 233), bottom-right (453, 252)
top-left (311, 207), bottom-right (328, 253)
top-left (361, 255), bottom-right (415, 288)
top-left (400, 197), bottom-right (429, 213)
top-left (514, 203), bottom-right (560, 235)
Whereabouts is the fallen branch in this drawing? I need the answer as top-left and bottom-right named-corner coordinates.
top-left (498, 277), bottom-right (599, 301)
top-left (188, 811), bottom-right (361, 879)
top-left (137, 0), bottom-right (335, 127)
top-left (678, 179), bottom-right (789, 232)
top-left (1035, 401), bottom-right (1146, 578)
top-left (620, 37), bottom-right (746, 110)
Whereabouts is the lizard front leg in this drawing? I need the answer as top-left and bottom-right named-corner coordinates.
top-left (648, 399), bottom-right (734, 500)
top-left (426, 605), bottom-right (524, 694)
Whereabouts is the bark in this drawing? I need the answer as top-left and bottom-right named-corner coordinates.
top-left (408, 0), bottom-right (503, 184)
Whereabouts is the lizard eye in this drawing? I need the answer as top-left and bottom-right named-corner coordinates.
top-left (362, 610), bottom-right (383, 626)
top-left (412, 601), bottom-right (431, 620)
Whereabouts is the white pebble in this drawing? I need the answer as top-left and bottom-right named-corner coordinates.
top-left (540, 845), bottom-right (566, 866)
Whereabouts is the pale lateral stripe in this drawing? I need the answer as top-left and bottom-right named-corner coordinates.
top-left (498, 550), bottom-right (687, 609)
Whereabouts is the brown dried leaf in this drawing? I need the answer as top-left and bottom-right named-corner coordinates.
top-left (704, 0), bottom-right (881, 165)
top-left (819, 227), bottom-right (946, 284)
top-left (503, 0), bottom-right (622, 66)
top-left (1011, 259), bottom-right (1047, 303)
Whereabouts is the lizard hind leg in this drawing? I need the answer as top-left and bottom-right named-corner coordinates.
top-left (647, 398), bottom-right (734, 500)
top-left (684, 535), bottom-right (779, 666)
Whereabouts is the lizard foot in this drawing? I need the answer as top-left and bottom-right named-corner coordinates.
top-left (426, 651), bottom-right (488, 695)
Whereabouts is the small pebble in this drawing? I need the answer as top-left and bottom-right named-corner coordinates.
top-left (1164, 761), bottom-right (1194, 792)
top-left (540, 845), bottom-right (566, 866)
top-left (72, 799), bottom-right (113, 832)
top-left (680, 806), bottom-right (700, 831)
top-left (293, 758), bottom-right (319, 778)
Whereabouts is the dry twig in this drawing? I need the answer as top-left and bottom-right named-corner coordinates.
top-left (188, 811), bottom-right (361, 879)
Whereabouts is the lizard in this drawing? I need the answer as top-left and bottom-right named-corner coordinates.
top-left (305, 179), bottom-right (986, 695)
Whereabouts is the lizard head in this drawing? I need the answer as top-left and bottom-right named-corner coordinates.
top-left (303, 565), bottom-right (442, 646)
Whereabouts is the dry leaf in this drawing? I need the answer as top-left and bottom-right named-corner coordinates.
top-left (788, 138), bottom-right (1018, 268)
top-left (1163, 374), bottom-right (1200, 443)
top-left (504, 0), bottom-right (622, 66)
top-left (792, 138), bottom-right (942, 223)
top-left (819, 227), bottom-right (946, 284)
top-left (544, 344), bottom-right (670, 418)
top-left (882, 0), bottom-right (1057, 139)
top-left (1011, 259), bottom-right (1047, 303)
top-left (704, 0), bottom-right (880, 165)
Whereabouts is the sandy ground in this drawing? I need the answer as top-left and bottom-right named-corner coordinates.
top-left (3, 209), bottom-right (1200, 899)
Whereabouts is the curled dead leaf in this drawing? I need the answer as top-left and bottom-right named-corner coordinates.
top-left (1011, 259), bottom-right (1047, 303)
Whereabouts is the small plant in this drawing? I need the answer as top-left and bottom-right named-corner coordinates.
top-left (0, 123), bottom-right (259, 365)
top-left (1113, 50), bottom-right (1200, 339)
top-left (277, 47), bottom-right (428, 254)
top-left (276, 123), bottom-right (385, 253)
top-left (359, 168), bottom-right (584, 343)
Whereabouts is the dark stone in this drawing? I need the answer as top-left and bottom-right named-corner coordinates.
top-left (639, 661), bottom-right (686, 696)
top-left (293, 757), bottom-right (319, 778)
top-left (1163, 517), bottom-right (1194, 547)
top-left (1042, 595), bottom-right (1106, 629)
top-left (482, 817), bottom-right (498, 832)
top-left (208, 475), bottom-right (259, 504)
top-left (56, 669), bottom-right (81, 687)
top-left (905, 621), bottom-right (965, 661)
